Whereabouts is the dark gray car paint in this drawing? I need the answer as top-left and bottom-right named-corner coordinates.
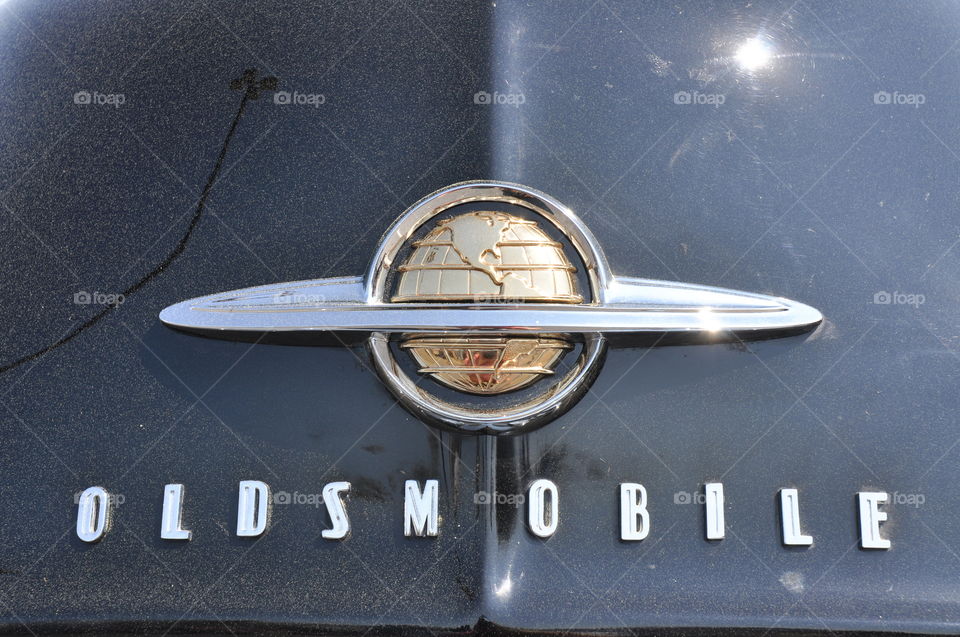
top-left (1, 1), bottom-right (959, 634)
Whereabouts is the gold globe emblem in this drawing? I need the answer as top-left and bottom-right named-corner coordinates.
top-left (393, 211), bottom-right (581, 395)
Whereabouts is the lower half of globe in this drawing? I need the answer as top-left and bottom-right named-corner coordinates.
top-left (400, 334), bottom-right (571, 395)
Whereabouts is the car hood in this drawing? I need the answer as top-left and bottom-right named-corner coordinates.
top-left (2, 1), bottom-right (959, 634)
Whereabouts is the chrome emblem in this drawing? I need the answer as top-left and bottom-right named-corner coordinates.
top-left (78, 480), bottom-right (894, 549)
top-left (159, 181), bottom-right (822, 433)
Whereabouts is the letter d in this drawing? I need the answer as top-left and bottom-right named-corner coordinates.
top-left (236, 480), bottom-right (270, 537)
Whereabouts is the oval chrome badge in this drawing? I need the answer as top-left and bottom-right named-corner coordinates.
top-left (160, 181), bottom-right (822, 433)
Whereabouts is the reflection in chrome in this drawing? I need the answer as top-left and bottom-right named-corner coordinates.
top-left (160, 182), bottom-right (823, 433)
top-left (401, 335), bottom-right (571, 394)
top-left (76, 486), bottom-right (112, 543)
top-left (160, 483), bottom-right (192, 541)
top-left (858, 491), bottom-right (891, 550)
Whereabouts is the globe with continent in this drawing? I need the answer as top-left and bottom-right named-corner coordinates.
top-left (393, 211), bottom-right (581, 394)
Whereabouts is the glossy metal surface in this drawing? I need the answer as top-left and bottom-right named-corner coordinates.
top-left (160, 180), bottom-right (820, 431)
top-left (75, 486), bottom-right (112, 544)
top-left (368, 331), bottom-right (606, 432)
top-left (704, 482), bottom-right (726, 541)
top-left (160, 483), bottom-right (192, 541)
top-left (320, 481), bottom-right (351, 541)
top-left (400, 335), bottom-right (572, 395)
top-left (619, 483), bottom-right (651, 541)
top-left (235, 480), bottom-right (270, 538)
top-left (527, 479), bottom-right (559, 538)
top-left (779, 488), bottom-right (813, 546)
top-left (160, 291), bottom-right (821, 335)
top-left (858, 491), bottom-right (892, 550)
top-left (4, 1), bottom-right (960, 634)
top-left (403, 480), bottom-right (439, 537)
top-left (365, 181), bottom-right (613, 305)
top-left (392, 210), bottom-right (582, 303)
top-left (158, 182), bottom-right (822, 338)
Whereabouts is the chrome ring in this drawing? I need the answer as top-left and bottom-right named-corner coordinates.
top-left (369, 332), bottom-right (607, 434)
top-left (366, 181), bottom-right (613, 433)
top-left (365, 181), bottom-right (613, 305)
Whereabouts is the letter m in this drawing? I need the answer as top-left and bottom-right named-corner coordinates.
top-left (404, 480), bottom-right (439, 537)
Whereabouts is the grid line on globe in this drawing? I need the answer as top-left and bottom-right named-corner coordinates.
top-left (393, 211), bottom-right (583, 395)
top-left (400, 336), bottom-right (572, 394)
top-left (392, 211), bottom-right (582, 303)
